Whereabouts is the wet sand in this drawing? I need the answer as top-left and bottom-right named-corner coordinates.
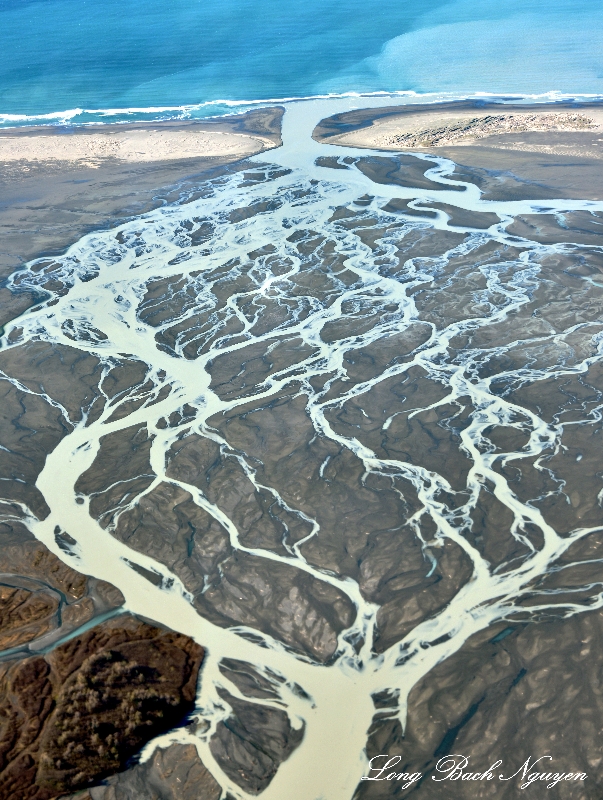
top-left (314, 100), bottom-right (603, 201)
top-left (0, 107), bottom-right (283, 328)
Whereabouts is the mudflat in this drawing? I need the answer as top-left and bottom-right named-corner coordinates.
top-left (4, 97), bottom-right (603, 797)
top-left (0, 107), bottom-right (284, 798)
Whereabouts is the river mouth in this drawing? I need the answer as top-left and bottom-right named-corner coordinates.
top-left (1, 96), bottom-right (603, 798)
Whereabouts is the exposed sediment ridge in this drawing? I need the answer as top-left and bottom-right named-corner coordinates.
top-left (378, 111), bottom-right (597, 148)
top-left (2, 96), bottom-right (603, 799)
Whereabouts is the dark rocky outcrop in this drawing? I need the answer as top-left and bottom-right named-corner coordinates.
top-left (0, 615), bottom-right (204, 800)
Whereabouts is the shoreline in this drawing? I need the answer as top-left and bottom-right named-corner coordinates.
top-left (3, 90), bottom-right (603, 129)
top-left (0, 107), bottom-right (283, 329)
top-left (0, 106), bottom-right (283, 162)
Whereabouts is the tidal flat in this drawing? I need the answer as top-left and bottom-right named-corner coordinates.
top-left (1, 97), bottom-right (603, 799)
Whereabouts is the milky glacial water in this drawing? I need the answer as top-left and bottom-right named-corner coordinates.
top-left (1, 0), bottom-right (603, 125)
top-left (3, 95), bottom-right (603, 798)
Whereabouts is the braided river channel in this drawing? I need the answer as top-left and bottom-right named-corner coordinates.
top-left (3, 97), bottom-right (603, 798)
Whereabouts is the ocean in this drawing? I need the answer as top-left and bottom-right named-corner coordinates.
top-left (1, 0), bottom-right (603, 126)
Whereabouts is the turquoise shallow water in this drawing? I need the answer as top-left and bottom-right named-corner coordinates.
top-left (1, 0), bottom-right (602, 124)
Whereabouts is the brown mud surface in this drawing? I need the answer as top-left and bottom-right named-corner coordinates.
top-left (0, 520), bottom-right (124, 654)
top-left (61, 743), bottom-right (222, 800)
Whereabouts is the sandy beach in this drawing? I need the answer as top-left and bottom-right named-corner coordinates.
top-left (0, 107), bottom-right (283, 328)
top-left (316, 104), bottom-right (603, 149)
top-left (0, 121), bottom-right (276, 166)
top-left (314, 100), bottom-right (603, 201)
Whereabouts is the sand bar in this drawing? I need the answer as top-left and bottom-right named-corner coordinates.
top-left (0, 106), bottom-right (282, 165)
top-left (0, 122), bottom-right (273, 166)
top-left (316, 104), bottom-right (603, 149)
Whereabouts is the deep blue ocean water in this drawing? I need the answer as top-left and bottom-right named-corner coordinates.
top-left (1, 0), bottom-right (602, 125)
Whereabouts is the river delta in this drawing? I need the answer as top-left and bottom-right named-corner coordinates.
top-left (1, 97), bottom-right (603, 799)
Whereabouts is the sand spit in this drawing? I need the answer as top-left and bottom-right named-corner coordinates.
top-left (0, 107), bottom-right (282, 167)
top-left (314, 102), bottom-right (603, 151)
top-left (314, 101), bottom-right (603, 202)
top-left (0, 126), bottom-right (267, 167)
